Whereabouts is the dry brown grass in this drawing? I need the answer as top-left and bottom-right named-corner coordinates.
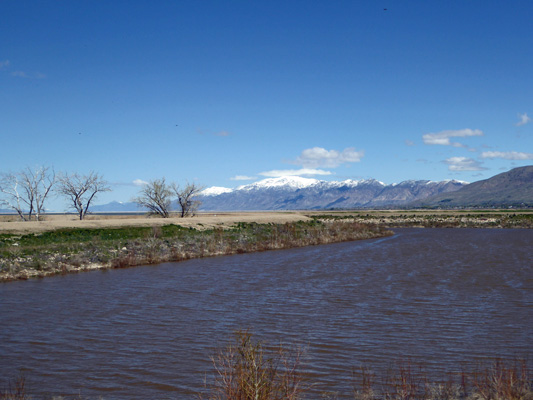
top-left (0, 212), bottom-right (312, 234)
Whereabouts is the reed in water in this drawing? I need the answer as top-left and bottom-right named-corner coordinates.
top-left (4, 332), bottom-right (531, 399)
top-left (202, 332), bottom-right (532, 400)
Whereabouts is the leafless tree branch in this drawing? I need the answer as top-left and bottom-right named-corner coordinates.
top-left (0, 166), bottom-right (55, 221)
top-left (173, 182), bottom-right (204, 218)
top-left (56, 172), bottom-right (111, 220)
top-left (132, 178), bottom-right (173, 218)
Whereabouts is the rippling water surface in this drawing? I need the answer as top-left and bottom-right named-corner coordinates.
top-left (1, 228), bottom-right (532, 398)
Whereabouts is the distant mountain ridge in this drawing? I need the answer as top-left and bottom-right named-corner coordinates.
top-left (88, 166), bottom-right (532, 212)
top-left (198, 176), bottom-right (467, 211)
top-left (412, 165), bottom-right (533, 208)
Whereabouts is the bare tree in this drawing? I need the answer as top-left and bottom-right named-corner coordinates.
top-left (0, 166), bottom-right (55, 221)
top-left (56, 172), bottom-right (111, 220)
top-left (173, 182), bottom-right (204, 218)
top-left (132, 178), bottom-right (173, 218)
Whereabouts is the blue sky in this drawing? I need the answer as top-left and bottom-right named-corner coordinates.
top-left (1, 1), bottom-right (532, 208)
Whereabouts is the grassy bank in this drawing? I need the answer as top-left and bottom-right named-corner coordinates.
top-left (310, 210), bottom-right (533, 228)
top-left (0, 220), bottom-right (392, 282)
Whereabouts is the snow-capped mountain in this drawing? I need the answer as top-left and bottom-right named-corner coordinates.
top-left (237, 176), bottom-right (320, 191)
top-left (201, 186), bottom-right (234, 196)
top-left (198, 176), bottom-right (467, 211)
top-left (86, 167), bottom-right (533, 212)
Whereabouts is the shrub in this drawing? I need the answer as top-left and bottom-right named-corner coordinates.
top-left (202, 331), bottom-right (305, 400)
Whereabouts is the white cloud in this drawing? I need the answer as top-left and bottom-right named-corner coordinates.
top-left (423, 129), bottom-right (483, 147)
top-left (405, 140), bottom-right (415, 146)
top-left (292, 147), bottom-right (364, 168)
top-left (0, 62), bottom-right (44, 79)
top-left (516, 113), bottom-right (531, 126)
top-left (230, 175), bottom-right (257, 181)
top-left (481, 151), bottom-right (533, 160)
top-left (443, 157), bottom-right (486, 171)
top-left (133, 179), bottom-right (149, 186)
top-left (259, 168), bottom-right (333, 178)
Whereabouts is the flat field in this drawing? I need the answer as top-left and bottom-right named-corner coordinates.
top-left (1, 209), bottom-right (532, 234)
top-left (0, 212), bottom-right (312, 234)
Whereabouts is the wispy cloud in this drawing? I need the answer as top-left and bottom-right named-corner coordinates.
top-left (423, 129), bottom-right (483, 147)
top-left (11, 71), bottom-right (28, 78)
top-left (443, 157), bottom-right (486, 171)
top-left (516, 113), bottom-right (531, 126)
top-left (0, 61), bottom-right (45, 78)
top-left (133, 179), bottom-right (149, 186)
top-left (11, 70), bottom-right (46, 79)
top-left (481, 151), bottom-right (533, 160)
top-left (291, 147), bottom-right (364, 168)
top-left (230, 175), bottom-right (258, 181)
top-left (259, 168), bottom-right (332, 177)
top-left (405, 140), bottom-right (415, 146)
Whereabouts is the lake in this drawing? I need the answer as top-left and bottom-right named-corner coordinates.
top-left (1, 228), bottom-right (532, 398)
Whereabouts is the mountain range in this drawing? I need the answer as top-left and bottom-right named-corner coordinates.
top-left (413, 165), bottom-right (533, 208)
top-left (86, 165), bottom-right (533, 212)
top-left (198, 176), bottom-right (467, 211)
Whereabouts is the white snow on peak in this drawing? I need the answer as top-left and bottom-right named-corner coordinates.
top-left (319, 179), bottom-right (385, 188)
top-left (391, 179), bottom-right (427, 186)
top-left (238, 176), bottom-right (320, 191)
top-left (202, 176), bottom-right (463, 197)
top-left (444, 179), bottom-right (470, 184)
top-left (201, 186), bottom-right (233, 196)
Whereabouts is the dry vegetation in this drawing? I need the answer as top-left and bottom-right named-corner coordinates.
top-left (202, 331), bottom-right (305, 400)
top-left (0, 212), bottom-right (313, 234)
top-left (202, 333), bottom-right (533, 400)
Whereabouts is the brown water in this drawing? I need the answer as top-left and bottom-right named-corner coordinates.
top-left (1, 228), bottom-right (532, 399)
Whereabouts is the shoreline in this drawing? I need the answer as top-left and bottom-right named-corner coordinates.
top-left (0, 218), bottom-right (393, 283)
top-left (1, 210), bottom-right (531, 283)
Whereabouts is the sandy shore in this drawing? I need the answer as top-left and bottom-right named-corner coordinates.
top-left (0, 212), bottom-right (313, 234)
